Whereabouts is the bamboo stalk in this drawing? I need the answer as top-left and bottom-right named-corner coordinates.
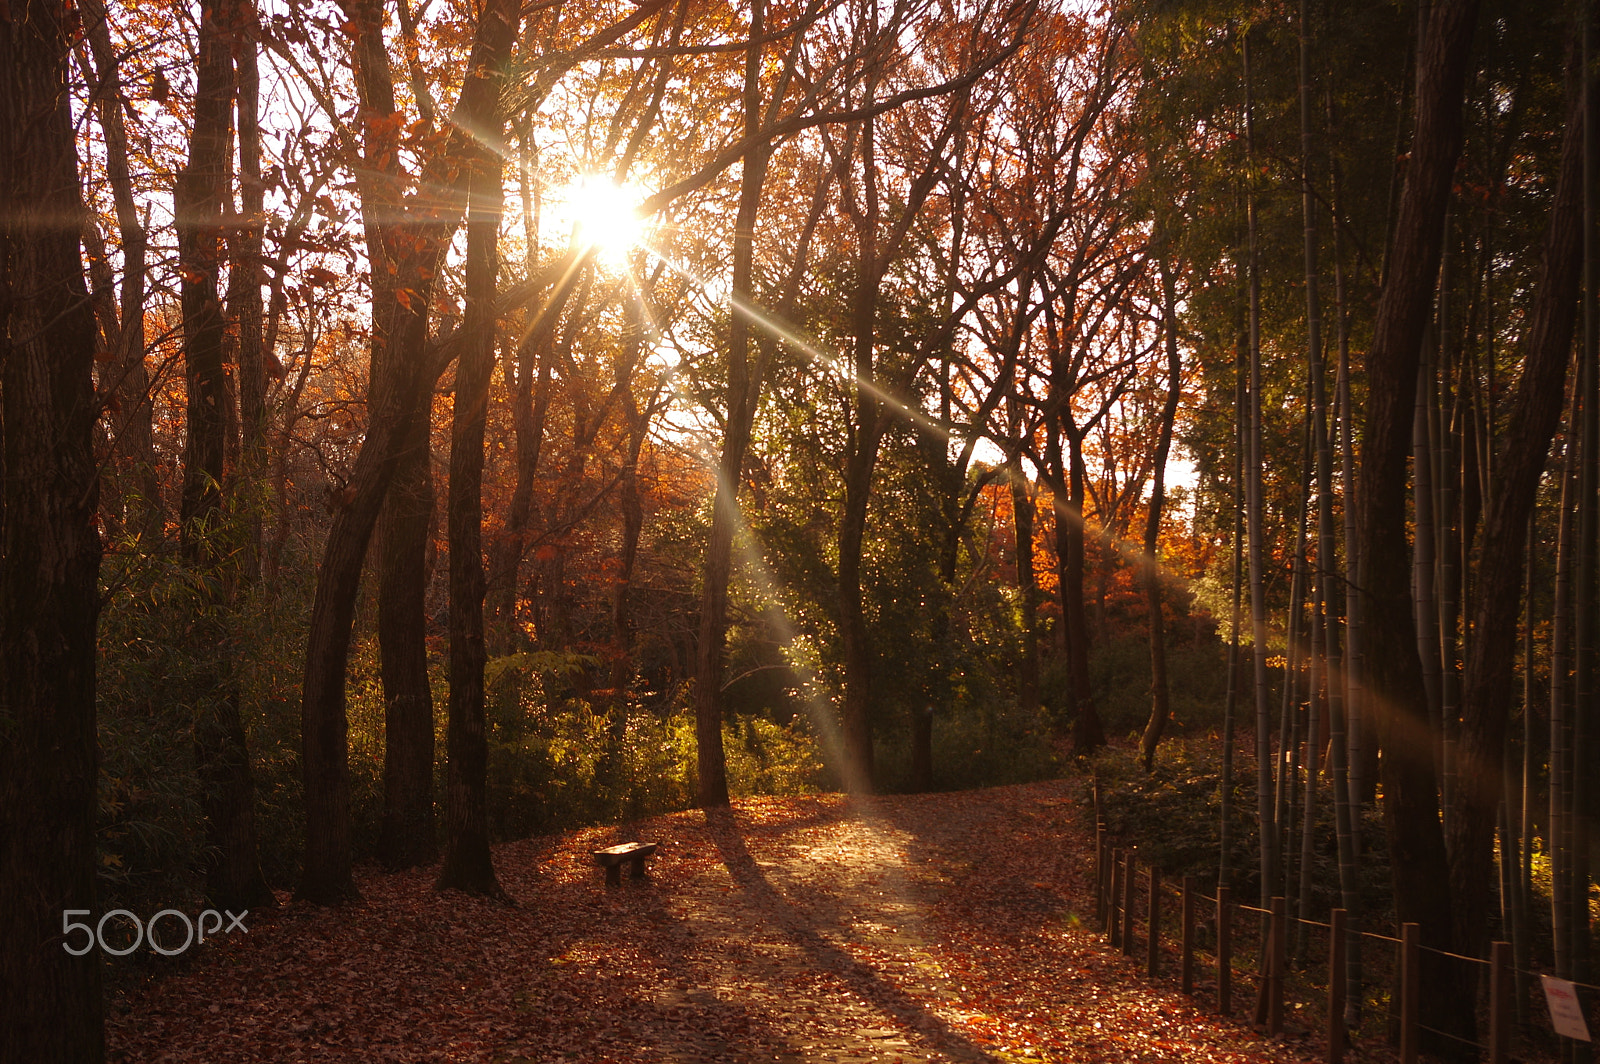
top-left (1148, 867), bottom-right (1161, 978)
top-left (1218, 884), bottom-right (1233, 1015)
top-left (1122, 850), bottom-right (1137, 957)
top-left (1327, 908), bottom-right (1346, 1064)
top-left (1182, 875), bottom-right (1196, 995)
top-left (1489, 940), bottom-right (1510, 1064)
top-left (1400, 923), bottom-right (1419, 1064)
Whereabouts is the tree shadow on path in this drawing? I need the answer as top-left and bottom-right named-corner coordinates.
top-left (700, 805), bottom-right (1000, 1063)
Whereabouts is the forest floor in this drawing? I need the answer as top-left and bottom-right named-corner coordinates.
top-left (106, 780), bottom-right (1391, 1063)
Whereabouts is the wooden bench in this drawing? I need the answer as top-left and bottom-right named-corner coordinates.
top-left (593, 842), bottom-right (657, 886)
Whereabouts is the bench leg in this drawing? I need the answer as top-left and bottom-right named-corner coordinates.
top-left (628, 855), bottom-right (648, 880)
top-left (605, 863), bottom-right (622, 887)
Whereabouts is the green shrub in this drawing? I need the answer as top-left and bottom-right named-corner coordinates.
top-left (717, 712), bottom-right (827, 797)
top-left (99, 545), bottom-right (325, 902)
top-left (871, 698), bottom-right (1063, 794)
top-left (1086, 734), bottom-right (1391, 925)
top-left (1080, 632), bottom-right (1231, 742)
top-left (484, 655), bottom-right (826, 837)
top-left (1089, 738), bottom-right (1255, 884)
top-left (96, 554), bottom-right (218, 917)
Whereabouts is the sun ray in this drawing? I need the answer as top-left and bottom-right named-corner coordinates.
top-left (644, 249), bottom-right (956, 444)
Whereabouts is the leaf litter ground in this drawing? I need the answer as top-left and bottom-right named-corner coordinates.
top-left (108, 781), bottom-right (1365, 1062)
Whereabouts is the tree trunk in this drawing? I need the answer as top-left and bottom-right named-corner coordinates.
top-left (175, 0), bottom-right (234, 556)
top-left (838, 413), bottom-right (884, 793)
top-left (1552, 416), bottom-right (1579, 986)
top-left (178, 0), bottom-right (272, 914)
top-left (595, 306), bottom-right (651, 797)
top-left (1058, 417), bottom-right (1105, 755)
top-left (836, 87), bottom-right (887, 796)
top-left (1573, 4), bottom-right (1599, 1011)
top-left (1329, 110), bottom-right (1371, 813)
top-left (1296, 582), bottom-right (1323, 963)
top-left (1316, 53), bottom-right (1363, 1029)
top-left (1436, 279), bottom-right (1462, 837)
top-left (1513, 516), bottom-right (1537, 1021)
top-left (485, 326), bottom-right (550, 655)
top-left (0, 3), bottom-right (106, 1054)
top-left (1355, 0), bottom-right (1480, 1051)
top-left (1139, 255), bottom-right (1182, 772)
top-left (485, 251), bottom-right (581, 655)
top-left (1219, 284), bottom-right (1247, 890)
top-left (230, 0), bottom-right (267, 583)
top-left (695, 0), bottom-right (768, 807)
top-left (299, 0), bottom-right (517, 903)
top-left (1286, 2), bottom-right (1324, 953)
top-left (1448, 43), bottom-right (1588, 978)
top-left (1275, 445), bottom-right (1311, 907)
top-left (605, 387), bottom-right (648, 694)
top-left (299, 0), bottom-right (437, 903)
top-left (1012, 458), bottom-right (1041, 716)
top-left (1413, 355), bottom-right (1442, 727)
top-left (377, 418), bottom-right (437, 871)
top-left (1242, 33), bottom-right (1278, 910)
top-left (436, 0), bottom-right (518, 899)
top-left (79, 0), bottom-right (158, 541)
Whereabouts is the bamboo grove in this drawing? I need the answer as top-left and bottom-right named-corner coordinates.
top-left (1, 0), bottom-right (1597, 1058)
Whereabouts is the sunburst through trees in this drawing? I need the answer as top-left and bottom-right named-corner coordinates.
top-left (3, 0), bottom-right (1597, 1058)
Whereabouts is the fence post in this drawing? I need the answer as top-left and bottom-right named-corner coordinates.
top-left (1268, 896), bottom-right (1286, 1035)
top-left (1122, 850), bottom-right (1136, 957)
top-left (1400, 922), bottom-right (1419, 1064)
top-left (1096, 825), bottom-right (1108, 927)
top-left (1327, 908), bottom-right (1346, 1064)
top-left (1108, 850), bottom-right (1122, 948)
top-left (1489, 940), bottom-right (1509, 1064)
top-left (1218, 884), bottom-right (1232, 1015)
top-left (1148, 866), bottom-right (1161, 977)
top-left (1181, 875), bottom-right (1195, 995)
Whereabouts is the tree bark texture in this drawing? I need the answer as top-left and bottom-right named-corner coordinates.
top-left (0, 3), bottom-right (106, 1056)
top-left (229, 0), bottom-right (267, 581)
top-left (79, 0), bottom-right (158, 540)
top-left (436, 0), bottom-right (518, 899)
top-left (837, 409), bottom-right (884, 792)
top-left (1011, 463), bottom-right (1041, 717)
top-left (1053, 416), bottom-right (1105, 755)
top-left (1241, 34), bottom-right (1279, 909)
top-left (177, 0), bottom-right (272, 914)
top-left (486, 326), bottom-right (551, 654)
top-left (176, 0), bottom-right (235, 555)
top-left (1354, 0), bottom-right (1481, 1051)
top-left (1139, 256), bottom-right (1182, 772)
top-left (299, 0), bottom-right (517, 903)
top-left (1450, 44), bottom-right (1589, 966)
top-left (695, 0), bottom-right (767, 807)
top-left (377, 418), bottom-right (437, 871)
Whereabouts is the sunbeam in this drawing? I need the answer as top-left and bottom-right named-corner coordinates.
top-left (643, 248), bottom-right (958, 442)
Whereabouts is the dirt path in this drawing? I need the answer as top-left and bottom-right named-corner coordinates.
top-left (108, 782), bottom-right (1325, 1063)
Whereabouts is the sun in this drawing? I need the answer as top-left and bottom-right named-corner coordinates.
top-left (561, 174), bottom-right (647, 265)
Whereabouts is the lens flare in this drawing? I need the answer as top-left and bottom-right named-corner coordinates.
top-left (561, 174), bottom-right (646, 265)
